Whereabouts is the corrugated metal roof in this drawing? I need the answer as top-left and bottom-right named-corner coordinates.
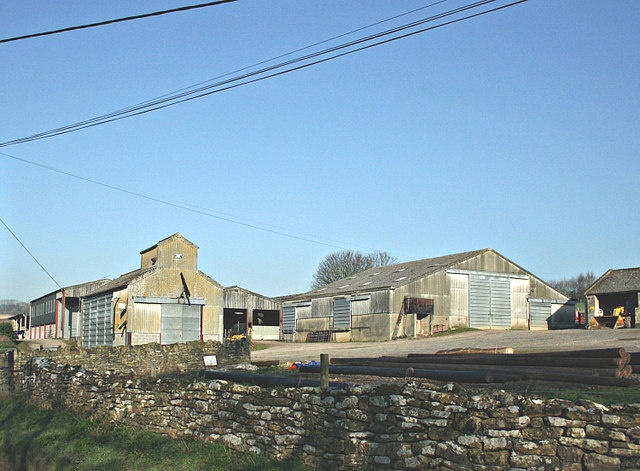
top-left (585, 267), bottom-right (640, 295)
top-left (280, 249), bottom-right (488, 302)
top-left (85, 267), bottom-right (157, 297)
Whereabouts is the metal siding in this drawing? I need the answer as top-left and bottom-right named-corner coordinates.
top-left (490, 276), bottom-right (511, 328)
top-left (469, 273), bottom-right (511, 329)
top-left (529, 299), bottom-right (551, 329)
top-left (350, 298), bottom-right (371, 316)
top-left (449, 273), bottom-right (469, 325)
top-left (132, 303), bottom-right (161, 332)
top-left (510, 278), bottom-right (530, 328)
top-left (159, 304), bottom-right (199, 345)
top-left (469, 274), bottom-right (491, 328)
top-left (282, 306), bottom-right (296, 333)
top-left (182, 305), bottom-right (201, 342)
top-left (333, 298), bottom-right (351, 329)
top-left (81, 293), bottom-right (113, 348)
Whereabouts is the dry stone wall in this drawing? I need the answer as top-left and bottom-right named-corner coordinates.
top-left (17, 339), bottom-right (250, 376)
top-left (20, 357), bottom-right (640, 470)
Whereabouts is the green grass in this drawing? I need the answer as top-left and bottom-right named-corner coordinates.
top-left (0, 396), bottom-right (309, 471)
top-left (251, 343), bottom-right (269, 351)
top-left (432, 327), bottom-right (479, 337)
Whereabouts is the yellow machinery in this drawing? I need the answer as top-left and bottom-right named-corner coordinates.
top-left (589, 306), bottom-right (631, 329)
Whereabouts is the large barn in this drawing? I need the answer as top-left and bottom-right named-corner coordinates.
top-left (281, 249), bottom-right (572, 342)
top-left (80, 233), bottom-right (224, 347)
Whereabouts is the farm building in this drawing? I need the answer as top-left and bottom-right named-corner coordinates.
top-left (29, 279), bottom-right (110, 340)
top-left (281, 249), bottom-right (573, 342)
top-left (585, 267), bottom-right (640, 328)
top-left (223, 286), bottom-right (281, 340)
top-left (80, 233), bottom-right (225, 347)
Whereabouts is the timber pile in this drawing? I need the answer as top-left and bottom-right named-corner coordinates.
top-left (300, 348), bottom-right (638, 386)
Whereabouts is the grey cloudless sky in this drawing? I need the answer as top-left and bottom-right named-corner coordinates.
top-left (1, 0), bottom-right (638, 302)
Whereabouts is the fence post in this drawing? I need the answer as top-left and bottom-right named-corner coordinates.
top-left (320, 354), bottom-right (329, 387)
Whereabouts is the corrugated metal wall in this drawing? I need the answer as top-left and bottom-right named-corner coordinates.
top-left (449, 273), bottom-right (469, 327)
top-left (529, 299), bottom-right (551, 329)
top-left (469, 273), bottom-right (511, 329)
top-left (510, 278), bottom-right (529, 329)
top-left (81, 293), bottom-right (113, 348)
top-left (332, 298), bottom-right (351, 329)
top-left (282, 306), bottom-right (296, 333)
top-left (131, 303), bottom-right (161, 333)
top-left (160, 304), bottom-right (200, 344)
top-left (224, 289), bottom-right (280, 311)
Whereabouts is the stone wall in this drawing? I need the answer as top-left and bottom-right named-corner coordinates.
top-left (17, 339), bottom-right (250, 376)
top-left (21, 357), bottom-right (640, 470)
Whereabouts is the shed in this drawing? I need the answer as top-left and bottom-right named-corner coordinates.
top-left (585, 267), bottom-right (640, 328)
top-left (223, 286), bottom-right (281, 340)
top-left (29, 279), bottom-right (110, 340)
top-left (280, 249), bottom-right (571, 342)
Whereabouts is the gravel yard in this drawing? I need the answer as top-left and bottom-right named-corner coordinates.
top-left (251, 328), bottom-right (640, 363)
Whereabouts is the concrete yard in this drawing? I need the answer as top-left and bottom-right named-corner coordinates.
top-left (251, 328), bottom-right (640, 363)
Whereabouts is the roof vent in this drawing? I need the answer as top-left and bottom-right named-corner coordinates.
top-left (394, 276), bottom-right (407, 282)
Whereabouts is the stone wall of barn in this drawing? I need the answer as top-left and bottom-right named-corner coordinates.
top-left (19, 357), bottom-right (640, 470)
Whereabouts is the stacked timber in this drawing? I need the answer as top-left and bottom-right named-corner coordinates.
top-left (300, 348), bottom-right (638, 386)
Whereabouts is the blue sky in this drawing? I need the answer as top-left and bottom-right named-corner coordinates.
top-left (1, 0), bottom-right (639, 302)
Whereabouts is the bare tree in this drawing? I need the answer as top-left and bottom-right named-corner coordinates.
top-left (311, 250), bottom-right (398, 289)
top-left (548, 272), bottom-right (596, 302)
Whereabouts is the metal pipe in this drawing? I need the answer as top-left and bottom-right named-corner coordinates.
top-left (299, 365), bottom-right (513, 383)
top-left (335, 360), bottom-right (632, 379)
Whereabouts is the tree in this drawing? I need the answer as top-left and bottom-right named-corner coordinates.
top-left (548, 272), bottom-right (596, 302)
top-left (311, 250), bottom-right (398, 289)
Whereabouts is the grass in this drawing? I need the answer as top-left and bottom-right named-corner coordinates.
top-left (432, 327), bottom-right (479, 337)
top-left (251, 343), bottom-right (269, 351)
top-left (0, 396), bottom-right (309, 471)
top-left (527, 386), bottom-right (640, 406)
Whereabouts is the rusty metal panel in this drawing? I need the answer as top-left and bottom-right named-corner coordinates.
top-left (131, 303), bottom-right (161, 333)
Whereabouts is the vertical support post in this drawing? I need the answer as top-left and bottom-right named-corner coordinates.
top-left (320, 353), bottom-right (329, 388)
top-left (7, 350), bottom-right (14, 393)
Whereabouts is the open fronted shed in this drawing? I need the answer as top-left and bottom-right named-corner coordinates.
top-left (585, 267), bottom-right (640, 328)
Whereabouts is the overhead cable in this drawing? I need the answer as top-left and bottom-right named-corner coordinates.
top-left (0, 0), bottom-right (241, 44)
top-left (0, 151), bottom-right (357, 251)
top-left (0, 0), bottom-right (527, 147)
top-left (0, 216), bottom-right (62, 289)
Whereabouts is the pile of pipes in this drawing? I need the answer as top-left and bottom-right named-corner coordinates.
top-left (300, 348), bottom-right (638, 386)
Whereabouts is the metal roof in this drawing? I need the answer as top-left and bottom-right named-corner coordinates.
top-left (585, 267), bottom-right (640, 295)
top-left (85, 267), bottom-right (156, 297)
top-left (280, 249), bottom-right (489, 302)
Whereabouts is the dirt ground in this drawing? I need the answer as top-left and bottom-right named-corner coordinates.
top-left (251, 328), bottom-right (640, 363)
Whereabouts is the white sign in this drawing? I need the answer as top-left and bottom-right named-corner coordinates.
top-left (203, 355), bottom-right (217, 367)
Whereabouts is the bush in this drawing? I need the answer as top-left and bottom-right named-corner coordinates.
top-left (0, 322), bottom-right (14, 338)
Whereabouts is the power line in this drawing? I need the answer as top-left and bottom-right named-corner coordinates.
top-left (0, 0), bottom-right (241, 44)
top-left (0, 151), bottom-right (358, 251)
top-left (0, 0), bottom-right (527, 147)
top-left (0, 216), bottom-right (62, 289)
